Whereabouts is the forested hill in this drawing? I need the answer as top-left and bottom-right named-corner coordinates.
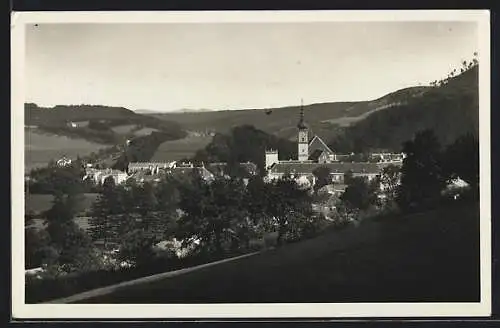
top-left (25, 103), bottom-right (187, 144)
top-left (329, 65), bottom-right (479, 153)
top-left (151, 86), bottom-right (429, 143)
top-left (192, 125), bottom-right (297, 174)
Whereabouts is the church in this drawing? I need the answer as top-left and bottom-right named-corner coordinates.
top-left (264, 104), bottom-right (402, 190)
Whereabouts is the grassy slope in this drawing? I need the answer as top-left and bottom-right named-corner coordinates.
top-left (75, 203), bottom-right (479, 303)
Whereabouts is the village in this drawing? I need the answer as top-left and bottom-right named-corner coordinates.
top-left (49, 106), bottom-right (410, 222)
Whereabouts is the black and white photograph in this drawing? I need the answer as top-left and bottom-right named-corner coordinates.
top-left (11, 10), bottom-right (491, 319)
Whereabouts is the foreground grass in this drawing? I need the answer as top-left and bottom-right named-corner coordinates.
top-left (73, 203), bottom-right (479, 304)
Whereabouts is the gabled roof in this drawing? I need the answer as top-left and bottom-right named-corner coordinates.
top-left (309, 149), bottom-right (327, 161)
top-left (205, 162), bottom-right (258, 177)
top-left (308, 135), bottom-right (334, 156)
top-left (169, 166), bottom-right (215, 180)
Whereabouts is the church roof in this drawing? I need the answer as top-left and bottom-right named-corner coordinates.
top-left (268, 162), bottom-right (395, 175)
top-left (308, 135), bottom-right (334, 156)
top-left (309, 149), bottom-right (327, 161)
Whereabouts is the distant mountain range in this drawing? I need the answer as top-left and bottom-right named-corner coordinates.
top-left (135, 108), bottom-right (215, 114)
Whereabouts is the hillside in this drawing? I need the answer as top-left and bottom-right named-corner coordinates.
top-left (151, 86), bottom-right (429, 143)
top-left (329, 66), bottom-right (479, 153)
top-left (68, 203), bottom-right (479, 304)
top-left (25, 103), bottom-right (187, 145)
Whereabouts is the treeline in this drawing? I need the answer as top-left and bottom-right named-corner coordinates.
top-left (329, 64), bottom-right (478, 153)
top-left (192, 125), bottom-right (297, 174)
top-left (429, 53), bottom-right (479, 87)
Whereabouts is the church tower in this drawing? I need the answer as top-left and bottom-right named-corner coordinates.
top-left (297, 99), bottom-right (309, 162)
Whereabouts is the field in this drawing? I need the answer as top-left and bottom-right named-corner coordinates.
top-left (150, 135), bottom-right (213, 162)
top-left (74, 203), bottom-right (479, 303)
top-left (25, 129), bottom-right (108, 172)
top-left (110, 124), bottom-right (137, 134)
top-left (132, 127), bottom-right (160, 136)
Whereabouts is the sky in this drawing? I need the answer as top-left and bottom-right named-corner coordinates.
top-left (25, 21), bottom-right (478, 112)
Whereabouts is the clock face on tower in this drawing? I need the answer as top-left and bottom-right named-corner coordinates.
top-left (299, 131), bottom-right (307, 143)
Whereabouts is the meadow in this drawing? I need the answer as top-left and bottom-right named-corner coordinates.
top-left (24, 129), bottom-right (108, 172)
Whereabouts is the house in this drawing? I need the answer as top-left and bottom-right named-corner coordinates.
top-left (167, 166), bottom-right (215, 182)
top-left (84, 168), bottom-right (129, 185)
top-left (206, 162), bottom-right (258, 178)
top-left (266, 161), bottom-right (396, 186)
top-left (370, 152), bottom-right (406, 163)
top-left (56, 156), bottom-right (72, 167)
top-left (129, 170), bottom-right (164, 184)
top-left (128, 161), bottom-right (175, 174)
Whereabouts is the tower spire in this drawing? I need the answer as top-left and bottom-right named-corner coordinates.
top-left (297, 98), bottom-right (306, 129)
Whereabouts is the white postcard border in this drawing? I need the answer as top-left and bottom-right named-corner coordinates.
top-left (11, 10), bottom-right (491, 319)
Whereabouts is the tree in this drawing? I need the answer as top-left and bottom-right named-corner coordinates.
top-left (176, 177), bottom-right (249, 255)
top-left (379, 164), bottom-right (401, 203)
top-left (88, 179), bottom-right (124, 248)
top-left (25, 227), bottom-right (51, 269)
top-left (442, 132), bottom-right (479, 193)
top-left (154, 176), bottom-right (182, 239)
top-left (245, 176), bottom-right (273, 236)
top-left (266, 176), bottom-right (313, 245)
top-left (340, 176), bottom-right (378, 212)
top-left (312, 166), bottom-right (332, 193)
top-left (132, 182), bottom-right (158, 219)
top-left (396, 129), bottom-right (447, 210)
top-left (44, 193), bottom-right (98, 272)
top-left (118, 228), bottom-right (159, 266)
top-left (344, 170), bottom-right (354, 185)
